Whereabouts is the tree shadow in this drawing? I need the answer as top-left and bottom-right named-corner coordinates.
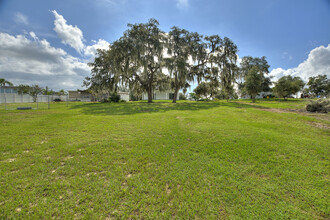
top-left (70, 101), bottom-right (269, 116)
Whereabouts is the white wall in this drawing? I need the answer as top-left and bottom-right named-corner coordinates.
top-left (240, 92), bottom-right (272, 99)
top-left (142, 91), bottom-right (178, 100)
top-left (119, 93), bottom-right (130, 102)
top-left (0, 94), bottom-right (87, 103)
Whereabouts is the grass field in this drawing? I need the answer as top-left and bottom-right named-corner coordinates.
top-left (0, 99), bottom-right (329, 219)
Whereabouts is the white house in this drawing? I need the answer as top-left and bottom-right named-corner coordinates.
top-left (68, 90), bottom-right (130, 102)
top-left (240, 91), bottom-right (273, 99)
top-left (142, 90), bottom-right (178, 101)
top-left (0, 86), bottom-right (18, 94)
top-left (117, 92), bottom-right (130, 102)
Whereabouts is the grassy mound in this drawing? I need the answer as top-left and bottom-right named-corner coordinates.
top-left (0, 100), bottom-right (329, 219)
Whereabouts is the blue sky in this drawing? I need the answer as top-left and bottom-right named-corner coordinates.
top-left (0, 0), bottom-right (329, 91)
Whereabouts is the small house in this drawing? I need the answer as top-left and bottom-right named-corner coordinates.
top-left (0, 86), bottom-right (18, 94)
top-left (141, 90), bottom-right (179, 101)
top-left (68, 90), bottom-right (93, 101)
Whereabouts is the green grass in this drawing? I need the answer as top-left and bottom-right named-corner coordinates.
top-left (233, 98), bottom-right (310, 109)
top-left (0, 100), bottom-right (329, 219)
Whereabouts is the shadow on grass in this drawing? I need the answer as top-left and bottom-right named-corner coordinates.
top-left (70, 101), bottom-right (269, 116)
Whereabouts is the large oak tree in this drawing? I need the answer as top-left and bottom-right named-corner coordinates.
top-left (307, 75), bottom-right (330, 97)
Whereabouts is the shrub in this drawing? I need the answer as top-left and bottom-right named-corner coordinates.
top-left (108, 93), bottom-right (121, 103)
top-left (119, 100), bottom-right (126, 103)
top-left (189, 92), bottom-right (198, 101)
top-left (306, 99), bottom-right (330, 113)
top-left (179, 93), bottom-right (187, 100)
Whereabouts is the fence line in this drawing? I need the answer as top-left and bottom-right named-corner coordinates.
top-left (0, 94), bottom-right (93, 104)
top-left (0, 93), bottom-right (93, 110)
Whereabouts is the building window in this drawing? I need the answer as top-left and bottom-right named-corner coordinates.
top-left (169, 93), bottom-right (174, 100)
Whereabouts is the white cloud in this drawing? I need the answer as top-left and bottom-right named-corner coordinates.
top-left (51, 10), bottom-right (85, 54)
top-left (97, 0), bottom-right (117, 5)
top-left (0, 32), bottom-right (90, 90)
top-left (270, 44), bottom-right (330, 82)
top-left (0, 11), bottom-right (113, 91)
top-left (14, 12), bottom-right (29, 25)
top-left (177, 0), bottom-right (189, 9)
top-left (51, 10), bottom-right (111, 58)
top-left (281, 51), bottom-right (293, 60)
top-left (84, 39), bottom-right (110, 57)
top-left (29, 32), bottom-right (38, 41)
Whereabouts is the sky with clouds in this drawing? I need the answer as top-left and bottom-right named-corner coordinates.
top-left (0, 0), bottom-right (329, 91)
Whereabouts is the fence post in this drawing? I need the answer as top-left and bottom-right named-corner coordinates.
top-left (48, 96), bottom-right (50, 109)
top-left (4, 95), bottom-right (6, 110)
top-left (37, 96), bottom-right (38, 110)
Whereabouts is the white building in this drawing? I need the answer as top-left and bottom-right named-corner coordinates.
top-left (142, 90), bottom-right (178, 101)
top-left (118, 92), bottom-right (130, 102)
top-left (67, 90), bottom-right (130, 102)
top-left (0, 86), bottom-right (18, 94)
top-left (240, 91), bottom-right (273, 99)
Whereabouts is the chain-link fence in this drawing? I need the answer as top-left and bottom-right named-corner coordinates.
top-left (0, 94), bottom-right (91, 110)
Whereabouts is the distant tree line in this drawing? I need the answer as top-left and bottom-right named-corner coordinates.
top-left (85, 19), bottom-right (330, 103)
top-left (2, 17), bottom-right (330, 104)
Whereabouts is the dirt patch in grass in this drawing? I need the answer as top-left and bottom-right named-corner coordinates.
top-left (260, 108), bottom-right (297, 113)
top-left (3, 158), bottom-right (16, 162)
top-left (256, 108), bottom-right (330, 129)
top-left (165, 183), bottom-right (171, 194)
top-left (240, 104), bottom-right (330, 130)
top-left (248, 173), bottom-right (270, 179)
top-left (258, 107), bottom-right (330, 119)
top-left (307, 121), bottom-right (330, 130)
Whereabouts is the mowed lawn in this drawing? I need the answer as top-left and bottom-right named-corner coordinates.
top-left (0, 100), bottom-right (329, 219)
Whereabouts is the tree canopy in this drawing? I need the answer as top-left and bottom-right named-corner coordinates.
top-left (85, 19), bottom-right (171, 103)
top-left (0, 78), bottom-right (13, 86)
top-left (273, 76), bottom-right (305, 99)
top-left (307, 75), bottom-right (330, 97)
top-left (86, 19), bottom-right (242, 103)
top-left (238, 56), bottom-right (271, 98)
top-left (244, 66), bottom-right (264, 102)
top-left (205, 36), bottom-right (238, 100)
top-left (193, 82), bottom-right (212, 99)
top-left (165, 27), bottom-right (196, 103)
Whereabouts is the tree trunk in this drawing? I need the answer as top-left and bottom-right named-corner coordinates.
top-left (147, 87), bottom-right (153, 103)
top-left (252, 96), bottom-right (256, 103)
top-left (147, 70), bottom-right (154, 103)
top-left (172, 87), bottom-right (179, 103)
top-left (172, 74), bottom-right (179, 103)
